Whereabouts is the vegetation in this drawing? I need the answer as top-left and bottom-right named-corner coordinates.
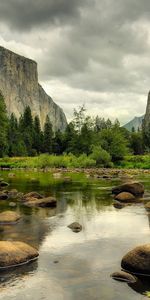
top-left (0, 94), bottom-right (150, 169)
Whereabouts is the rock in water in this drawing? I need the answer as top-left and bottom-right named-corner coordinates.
top-left (0, 211), bottom-right (21, 224)
top-left (0, 241), bottom-right (38, 269)
top-left (23, 196), bottom-right (57, 208)
top-left (115, 192), bottom-right (135, 202)
top-left (121, 244), bottom-right (150, 275)
top-left (0, 46), bottom-right (67, 131)
top-left (68, 222), bottom-right (82, 233)
top-left (111, 271), bottom-right (137, 283)
top-left (112, 182), bottom-right (144, 196)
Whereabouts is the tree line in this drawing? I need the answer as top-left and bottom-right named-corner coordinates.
top-left (0, 91), bottom-right (149, 165)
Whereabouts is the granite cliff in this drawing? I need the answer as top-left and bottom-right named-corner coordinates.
top-left (0, 46), bottom-right (67, 131)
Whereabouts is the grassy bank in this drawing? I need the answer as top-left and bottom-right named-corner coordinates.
top-left (0, 154), bottom-right (150, 170)
top-left (117, 155), bottom-right (150, 169)
top-left (0, 154), bottom-right (96, 169)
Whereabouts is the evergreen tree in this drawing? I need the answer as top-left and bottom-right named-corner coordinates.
top-left (53, 130), bottom-right (64, 154)
top-left (43, 115), bottom-right (53, 153)
top-left (0, 91), bottom-right (8, 157)
top-left (33, 115), bottom-right (42, 154)
top-left (19, 106), bottom-right (34, 155)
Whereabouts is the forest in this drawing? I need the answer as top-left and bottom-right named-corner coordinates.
top-left (0, 91), bottom-right (149, 168)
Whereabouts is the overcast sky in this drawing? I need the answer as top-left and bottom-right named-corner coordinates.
top-left (0, 0), bottom-right (150, 124)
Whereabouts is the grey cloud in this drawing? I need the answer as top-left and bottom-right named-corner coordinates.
top-left (0, 0), bottom-right (85, 30)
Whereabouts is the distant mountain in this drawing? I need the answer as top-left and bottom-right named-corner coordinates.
top-left (123, 115), bottom-right (144, 132)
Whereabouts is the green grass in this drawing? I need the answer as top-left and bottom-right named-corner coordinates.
top-left (117, 155), bottom-right (150, 169)
top-left (0, 153), bottom-right (96, 169)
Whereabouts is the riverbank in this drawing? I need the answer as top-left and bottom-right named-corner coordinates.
top-left (0, 154), bottom-right (150, 171)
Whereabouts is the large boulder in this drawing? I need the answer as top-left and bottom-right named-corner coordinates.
top-left (23, 196), bottom-right (57, 208)
top-left (111, 271), bottom-right (137, 283)
top-left (0, 181), bottom-right (9, 188)
top-left (0, 241), bottom-right (38, 269)
top-left (115, 192), bottom-right (135, 202)
top-left (121, 244), bottom-right (150, 275)
top-left (112, 182), bottom-right (144, 196)
top-left (0, 211), bottom-right (21, 224)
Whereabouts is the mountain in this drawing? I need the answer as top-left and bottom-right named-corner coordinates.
top-left (123, 115), bottom-right (144, 131)
top-left (143, 91), bottom-right (150, 132)
top-left (0, 46), bottom-right (67, 131)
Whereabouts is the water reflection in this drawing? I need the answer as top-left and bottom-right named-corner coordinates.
top-left (0, 170), bottom-right (150, 299)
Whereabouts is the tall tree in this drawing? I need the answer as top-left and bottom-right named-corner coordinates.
top-left (0, 91), bottom-right (8, 157)
top-left (19, 106), bottom-right (34, 155)
top-left (33, 115), bottom-right (42, 154)
top-left (43, 115), bottom-right (53, 153)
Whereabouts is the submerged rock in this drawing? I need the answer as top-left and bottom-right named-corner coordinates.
top-left (23, 196), bottom-right (57, 208)
top-left (144, 202), bottom-right (150, 211)
top-left (112, 182), bottom-right (144, 197)
top-left (0, 241), bottom-right (38, 269)
top-left (68, 222), bottom-right (82, 233)
top-left (121, 244), bottom-right (150, 275)
top-left (0, 211), bottom-right (21, 224)
top-left (115, 192), bottom-right (135, 202)
top-left (113, 200), bottom-right (126, 209)
top-left (111, 271), bottom-right (137, 283)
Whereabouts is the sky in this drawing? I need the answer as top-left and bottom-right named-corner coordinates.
top-left (0, 0), bottom-right (150, 124)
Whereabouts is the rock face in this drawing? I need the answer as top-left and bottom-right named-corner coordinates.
top-left (143, 91), bottom-right (150, 133)
top-left (121, 244), bottom-right (150, 275)
top-left (0, 241), bottom-right (38, 268)
top-left (123, 116), bottom-right (144, 132)
top-left (0, 46), bottom-right (67, 131)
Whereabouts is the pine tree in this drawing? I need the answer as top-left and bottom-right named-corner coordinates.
top-left (19, 106), bottom-right (34, 155)
top-left (43, 115), bottom-right (53, 153)
top-left (0, 91), bottom-right (8, 157)
top-left (33, 115), bottom-right (42, 154)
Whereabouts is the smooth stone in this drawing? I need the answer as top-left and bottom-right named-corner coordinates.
top-left (115, 192), bottom-right (135, 202)
top-left (68, 222), bottom-right (82, 233)
top-left (0, 192), bottom-right (8, 200)
top-left (0, 181), bottom-right (9, 188)
top-left (121, 244), bottom-right (150, 275)
top-left (0, 241), bottom-right (38, 269)
top-left (112, 182), bottom-right (144, 196)
top-left (111, 271), bottom-right (137, 283)
top-left (22, 191), bottom-right (43, 201)
top-left (24, 196), bottom-right (57, 208)
top-left (9, 202), bottom-right (17, 207)
top-left (0, 211), bottom-right (21, 224)
top-left (113, 201), bottom-right (126, 209)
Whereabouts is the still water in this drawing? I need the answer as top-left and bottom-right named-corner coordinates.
top-left (0, 170), bottom-right (150, 299)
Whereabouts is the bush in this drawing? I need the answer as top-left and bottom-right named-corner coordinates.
top-left (90, 146), bottom-right (112, 167)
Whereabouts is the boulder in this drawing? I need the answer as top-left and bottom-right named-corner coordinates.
top-left (121, 244), bottom-right (150, 275)
top-left (68, 222), bottom-right (82, 233)
top-left (113, 201), bottom-right (126, 209)
top-left (0, 211), bottom-right (21, 224)
top-left (115, 192), bottom-right (135, 202)
top-left (8, 189), bottom-right (19, 199)
top-left (0, 241), bottom-right (38, 269)
top-left (22, 191), bottom-right (43, 201)
top-left (0, 192), bottom-right (8, 200)
top-left (111, 271), bottom-right (137, 283)
top-left (112, 182), bottom-right (144, 196)
top-left (145, 202), bottom-right (150, 211)
top-left (0, 181), bottom-right (9, 188)
top-left (23, 196), bottom-right (57, 208)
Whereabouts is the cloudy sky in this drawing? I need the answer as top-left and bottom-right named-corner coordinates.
top-left (0, 0), bottom-right (150, 124)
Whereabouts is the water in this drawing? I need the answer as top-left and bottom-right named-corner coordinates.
top-left (0, 170), bottom-right (150, 299)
